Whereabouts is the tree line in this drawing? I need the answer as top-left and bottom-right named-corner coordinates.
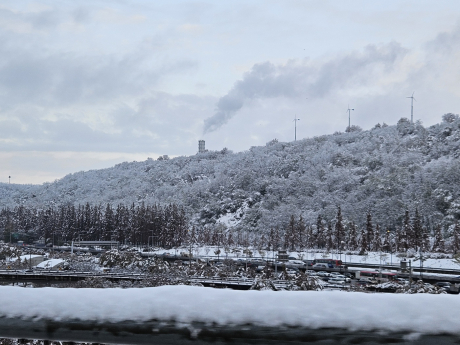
top-left (186, 208), bottom-right (460, 255)
top-left (0, 203), bottom-right (187, 248)
top-left (1, 203), bottom-right (459, 255)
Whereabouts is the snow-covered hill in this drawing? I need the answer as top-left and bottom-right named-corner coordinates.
top-left (1, 115), bottom-right (459, 232)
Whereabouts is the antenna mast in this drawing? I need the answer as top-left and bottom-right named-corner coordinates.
top-left (293, 116), bottom-right (300, 141)
top-left (347, 105), bottom-right (354, 131)
top-left (407, 92), bottom-right (416, 124)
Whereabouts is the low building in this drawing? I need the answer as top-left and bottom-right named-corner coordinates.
top-left (11, 255), bottom-right (45, 266)
top-left (35, 258), bottom-right (66, 270)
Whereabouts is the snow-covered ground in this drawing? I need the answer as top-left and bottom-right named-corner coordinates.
top-left (0, 285), bottom-right (459, 335)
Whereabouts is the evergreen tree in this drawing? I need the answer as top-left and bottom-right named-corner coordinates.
top-left (334, 207), bottom-right (344, 251)
top-left (325, 222), bottom-right (333, 252)
top-left (374, 224), bottom-right (381, 252)
top-left (412, 208), bottom-right (423, 251)
top-left (394, 226), bottom-right (401, 252)
top-left (295, 215), bottom-right (306, 251)
top-left (227, 230), bottom-right (234, 248)
top-left (103, 203), bottom-right (114, 241)
top-left (421, 226), bottom-right (430, 252)
top-left (305, 225), bottom-right (313, 250)
top-left (382, 228), bottom-right (392, 253)
top-left (268, 228), bottom-right (275, 252)
top-left (432, 224), bottom-right (445, 253)
top-left (399, 225), bottom-right (408, 253)
top-left (347, 221), bottom-right (358, 251)
top-left (273, 227), bottom-right (281, 251)
top-left (452, 222), bottom-right (460, 254)
top-left (315, 215), bottom-right (325, 249)
top-left (366, 213), bottom-right (374, 251)
top-left (402, 210), bottom-right (411, 251)
top-left (285, 215), bottom-right (296, 250)
top-left (359, 226), bottom-right (367, 255)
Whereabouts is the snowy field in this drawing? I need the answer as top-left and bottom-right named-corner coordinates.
top-left (0, 285), bottom-right (459, 336)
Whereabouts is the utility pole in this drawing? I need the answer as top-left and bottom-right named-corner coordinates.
top-left (347, 106), bottom-right (354, 131)
top-left (407, 92), bottom-right (415, 124)
top-left (293, 116), bottom-right (300, 141)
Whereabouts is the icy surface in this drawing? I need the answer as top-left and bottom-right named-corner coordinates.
top-left (0, 285), bottom-right (458, 334)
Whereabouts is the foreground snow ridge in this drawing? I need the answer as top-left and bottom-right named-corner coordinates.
top-left (0, 286), bottom-right (457, 334)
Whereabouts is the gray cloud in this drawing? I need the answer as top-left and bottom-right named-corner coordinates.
top-left (425, 23), bottom-right (460, 55)
top-left (0, 90), bottom-right (215, 155)
top-left (72, 7), bottom-right (91, 23)
top-left (0, 4), bottom-right (203, 155)
top-left (0, 3), bottom-right (199, 110)
top-left (203, 42), bottom-right (407, 133)
top-left (0, 44), bottom-right (197, 109)
top-left (28, 9), bottom-right (61, 29)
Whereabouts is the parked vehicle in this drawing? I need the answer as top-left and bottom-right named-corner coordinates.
top-left (358, 277), bottom-right (378, 284)
top-left (285, 268), bottom-right (299, 276)
top-left (435, 282), bottom-right (451, 287)
top-left (328, 277), bottom-right (346, 284)
top-left (435, 282), bottom-right (452, 291)
top-left (255, 265), bottom-right (267, 273)
top-left (303, 260), bottom-right (314, 267)
top-left (396, 278), bottom-right (408, 283)
top-left (312, 259), bottom-right (342, 268)
top-left (355, 270), bottom-right (397, 283)
top-left (334, 274), bottom-right (351, 283)
top-left (287, 260), bottom-right (306, 268)
top-left (312, 263), bottom-right (328, 270)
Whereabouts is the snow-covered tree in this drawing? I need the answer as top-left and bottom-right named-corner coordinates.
top-left (432, 224), bottom-right (445, 253)
top-left (366, 213), bottom-right (374, 251)
top-left (334, 207), bottom-right (345, 251)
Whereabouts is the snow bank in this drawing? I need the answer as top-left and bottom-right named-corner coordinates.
top-left (0, 286), bottom-right (458, 335)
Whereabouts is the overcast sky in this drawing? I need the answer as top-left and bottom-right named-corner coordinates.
top-left (1, 0), bottom-right (460, 184)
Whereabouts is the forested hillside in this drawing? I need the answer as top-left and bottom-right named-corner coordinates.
top-left (1, 114), bottom-right (459, 239)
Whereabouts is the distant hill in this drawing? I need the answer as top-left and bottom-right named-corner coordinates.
top-left (1, 114), bottom-right (459, 232)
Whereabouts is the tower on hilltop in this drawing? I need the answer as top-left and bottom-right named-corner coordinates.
top-left (198, 140), bottom-right (205, 153)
